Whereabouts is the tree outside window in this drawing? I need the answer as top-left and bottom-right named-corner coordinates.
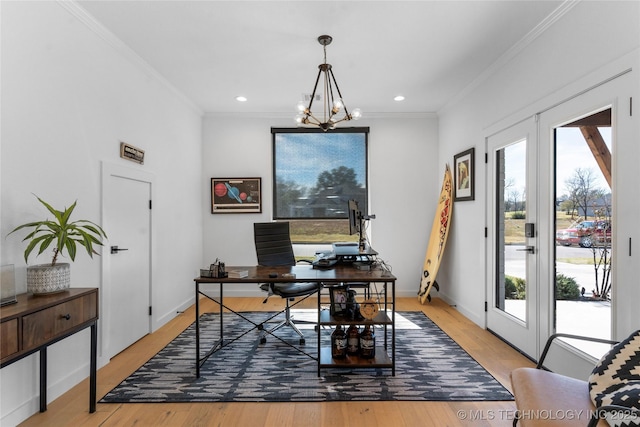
top-left (272, 128), bottom-right (369, 243)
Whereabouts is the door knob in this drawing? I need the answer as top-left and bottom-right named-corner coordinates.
top-left (111, 246), bottom-right (129, 254)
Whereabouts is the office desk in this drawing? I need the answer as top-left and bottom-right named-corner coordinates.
top-left (193, 265), bottom-right (396, 377)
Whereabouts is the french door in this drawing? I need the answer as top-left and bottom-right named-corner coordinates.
top-left (486, 118), bottom-right (539, 359)
top-left (486, 69), bottom-right (636, 370)
top-left (536, 72), bottom-right (635, 374)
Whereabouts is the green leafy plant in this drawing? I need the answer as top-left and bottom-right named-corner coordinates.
top-left (556, 273), bottom-right (580, 300)
top-left (8, 195), bottom-right (107, 266)
top-left (505, 275), bottom-right (526, 300)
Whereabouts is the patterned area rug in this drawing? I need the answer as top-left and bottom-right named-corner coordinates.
top-left (100, 311), bottom-right (513, 402)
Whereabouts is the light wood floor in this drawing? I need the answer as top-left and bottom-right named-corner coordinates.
top-left (19, 297), bottom-right (534, 427)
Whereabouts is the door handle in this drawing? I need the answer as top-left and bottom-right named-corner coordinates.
top-left (111, 246), bottom-right (129, 254)
top-left (516, 246), bottom-right (535, 254)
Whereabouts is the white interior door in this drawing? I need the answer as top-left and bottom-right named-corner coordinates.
top-left (103, 164), bottom-right (152, 358)
top-left (486, 118), bottom-right (539, 359)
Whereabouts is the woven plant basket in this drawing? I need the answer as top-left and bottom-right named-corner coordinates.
top-left (26, 263), bottom-right (70, 294)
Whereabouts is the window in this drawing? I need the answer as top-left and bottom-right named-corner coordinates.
top-left (271, 127), bottom-right (369, 243)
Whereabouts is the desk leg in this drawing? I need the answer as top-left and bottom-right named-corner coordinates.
top-left (90, 322), bottom-right (97, 413)
top-left (195, 282), bottom-right (201, 378)
top-left (391, 281), bottom-right (395, 376)
top-left (219, 282), bottom-right (224, 346)
top-left (39, 348), bottom-right (47, 412)
top-left (317, 286), bottom-right (321, 376)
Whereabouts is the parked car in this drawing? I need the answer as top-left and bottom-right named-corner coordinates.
top-left (580, 220), bottom-right (611, 248)
top-left (556, 228), bottom-right (580, 246)
top-left (555, 220), bottom-right (610, 247)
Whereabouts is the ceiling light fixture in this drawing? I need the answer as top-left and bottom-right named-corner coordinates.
top-left (235, 96), bottom-right (247, 102)
top-left (295, 35), bottom-right (361, 131)
top-left (394, 95), bottom-right (405, 102)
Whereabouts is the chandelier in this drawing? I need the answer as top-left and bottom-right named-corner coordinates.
top-left (295, 35), bottom-right (361, 131)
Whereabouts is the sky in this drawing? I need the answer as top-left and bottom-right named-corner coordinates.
top-left (504, 126), bottom-right (611, 199)
top-left (274, 132), bottom-right (366, 190)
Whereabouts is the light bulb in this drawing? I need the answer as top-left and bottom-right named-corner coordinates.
top-left (351, 108), bottom-right (362, 120)
top-left (333, 98), bottom-right (344, 110)
top-left (295, 113), bottom-right (304, 124)
top-left (296, 101), bottom-right (307, 112)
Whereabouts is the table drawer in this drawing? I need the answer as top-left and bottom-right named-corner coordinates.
top-left (22, 294), bottom-right (97, 350)
top-left (0, 318), bottom-right (19, 359)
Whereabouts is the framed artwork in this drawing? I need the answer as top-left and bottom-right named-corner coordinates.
top-left (329, 286), bottom-right (349, 317)
top-left (453, 148), bottom-right (475, 201)
top-left (211, 178), bottom-right (261, 213)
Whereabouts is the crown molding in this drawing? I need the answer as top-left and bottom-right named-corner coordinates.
top-left (203, 111), bottom-right (437, 120)
top-left (439, 0), bottom-right (580, 114)
top-left (58, 1), bottom-right (204, 116)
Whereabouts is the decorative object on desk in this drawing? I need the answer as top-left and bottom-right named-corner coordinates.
top-left (418, 164), bottom-right (453, 304)
top-left (0, 264), bottom-right (17, 306)
top-left (200, 268), bottom-right (213, 278)
top-left (211, 178), bottom-right (261, 214)
top-left (227, 269), bottom-right (249, 279)
top-left (329, 285), bottom-right (349, 317)
top-left (295, 35), bottom-right (361, 131)
top-left (100, 311), bottom-right (513, 403)
top-left (329, 285), bottom-right (363, 320)
top-left (201, 259), bottom-right (226, 278)
top-left (7, 195), bottom-right (107, 294)
top-left (453, 147), bottom-right (474, 201)
top-left (359, 299), bottom-right (379, 320)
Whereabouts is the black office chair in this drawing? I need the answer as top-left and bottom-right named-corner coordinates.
top-left (253, 222), bottom-right (321, 345)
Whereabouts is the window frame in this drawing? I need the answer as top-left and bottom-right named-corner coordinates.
top-left (271, 127), bottom-right (370, 222)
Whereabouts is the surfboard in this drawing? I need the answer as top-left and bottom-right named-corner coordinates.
top-left (418, 164), bottom-right (453, 303)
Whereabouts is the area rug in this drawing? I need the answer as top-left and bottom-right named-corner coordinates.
top-left (100, 311), bottom-right (513, 403)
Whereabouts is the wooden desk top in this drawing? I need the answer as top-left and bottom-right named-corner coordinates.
top-left (194, 265), bottom-right (395, 284)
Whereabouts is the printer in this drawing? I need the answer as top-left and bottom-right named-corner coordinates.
top-left (332, 242), bottom-right (360, 256)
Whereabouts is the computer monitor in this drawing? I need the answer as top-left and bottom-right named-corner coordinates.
top-left (347, 199), bottom-right (376, 250)
top-left (348, 199), bottom-right (361, 237)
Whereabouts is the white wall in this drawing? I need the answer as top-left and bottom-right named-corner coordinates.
top-left (1, 0), bottom-right (638, 425)
top-left (201, 114), bottom-right (439, 297)
top-left (0, 2), bottom-right (203, 425)
top-left (437, 1), bottom-right (639, 328)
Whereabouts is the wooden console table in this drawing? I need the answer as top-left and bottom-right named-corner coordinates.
top-left (0, 288), bottom-right (98, 413)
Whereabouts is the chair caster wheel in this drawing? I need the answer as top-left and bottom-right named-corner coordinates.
top-left (260, 337), bottom-right (267, 344)
top-left (299, 338), bottom-right (305, 345)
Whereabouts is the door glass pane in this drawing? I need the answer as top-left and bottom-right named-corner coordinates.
top-left (554, 109), bottom-right (612, 356)
top-left (496, 139), bottom-right (527, 322)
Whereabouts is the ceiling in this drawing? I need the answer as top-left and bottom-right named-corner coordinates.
top-left (76, 1), bottom-right (565, 116)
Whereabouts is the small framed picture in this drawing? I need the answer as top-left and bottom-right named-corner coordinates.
top-left (454, 148), bottom-right (475, 201)
top-left (211, 178), bottom-right (261, 213)
top-left (329, 286), bottom-right (349, 317)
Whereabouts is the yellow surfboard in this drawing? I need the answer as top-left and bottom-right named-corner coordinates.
top-left (418, 164), bottom-right (453, 303)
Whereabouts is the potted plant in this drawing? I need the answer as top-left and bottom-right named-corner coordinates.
top-left (8, 195), bottom-right (107, 294)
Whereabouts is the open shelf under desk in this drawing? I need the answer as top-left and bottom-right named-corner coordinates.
top-left (318, 309), bottom-right (393, 325)
top-left (318, 347), bottom-right (393, 369)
